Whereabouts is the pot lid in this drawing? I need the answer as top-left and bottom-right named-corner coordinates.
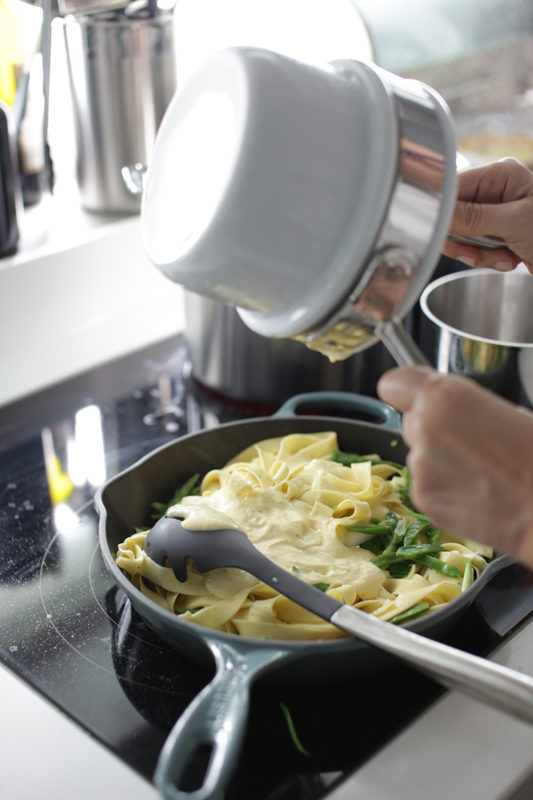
top-left (141, 47), bottom-right (398, 337)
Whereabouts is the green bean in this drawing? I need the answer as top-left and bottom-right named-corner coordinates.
top-left (372, 543), bottom-right (442, 569)
top-left (280, 703), bottom-right (310, 758)
top-left (414, 554), bottom-right (462, 579)
top-left (382, 517), bottom-right (409, 555)
top-left (403, 518), bottom-right (431, 546)
top-left (360, 534), bottom-right (393, 555)
top-left (461, 560), bottom-right (475, 591)
top-left (331, 450), bottom-right (404, 471)
top-left (345, 523), bottom-right (392, 536)
top-left (387, 561), bottom-right (412, 579)
top-left (151, 473), bottom-right (201, 519)
top-left (390, 602), bottom-right (430, 625)
top-left (395, 543), bottom-right (443, 558)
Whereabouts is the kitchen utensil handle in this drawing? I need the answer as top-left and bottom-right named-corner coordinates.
top-left (331, 604), bottom-right (533, 725)
top-left (447, 233), bottom-right (507, 250)
top-left (154, 641), bottom-right (287, 800)
top-left (378, 319), bottom-right (431, 366)
top-left (275, 390), bottom-right (402, 432)
top-left (222, 540), bottom-right (533, 726)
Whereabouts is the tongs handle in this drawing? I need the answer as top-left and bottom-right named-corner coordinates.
top-left (331, 596), bottom-right (533, 726)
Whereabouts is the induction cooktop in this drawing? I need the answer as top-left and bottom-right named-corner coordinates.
top-left (1, 334), bottom-right (532, 800)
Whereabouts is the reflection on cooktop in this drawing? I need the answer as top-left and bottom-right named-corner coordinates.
top-left (1, 335), bottom-right (533, 800)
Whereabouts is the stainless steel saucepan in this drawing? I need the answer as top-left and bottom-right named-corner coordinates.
top-left (140, 47), bottom-right (459, 366)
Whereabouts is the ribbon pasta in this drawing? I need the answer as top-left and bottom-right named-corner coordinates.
top-left (115, 431), bottom-right (491, 640)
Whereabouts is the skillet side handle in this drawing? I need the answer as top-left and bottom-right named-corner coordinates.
top-left (274, 391), bottom-right (402, 433)
top-left (154, 641), bottom-right (288, 800)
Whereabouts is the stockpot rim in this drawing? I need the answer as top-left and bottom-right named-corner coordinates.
top-left (420, 267), bottom-right (533, 349)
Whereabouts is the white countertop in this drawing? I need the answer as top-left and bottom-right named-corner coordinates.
top-left (0, 194), bottom-right (185, 408)
top-left (0, 666), bottom-right (159, 800)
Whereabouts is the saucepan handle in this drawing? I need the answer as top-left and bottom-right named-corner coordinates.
top-left (377, 319), bottom-right (431, 367)
top-left (154, 641), bottom-right (288, 800)
top-left (275, 390), bottom-right (402, 433)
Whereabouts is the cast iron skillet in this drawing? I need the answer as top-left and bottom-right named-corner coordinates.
top-left (96, 391), bottom-right (510, 800)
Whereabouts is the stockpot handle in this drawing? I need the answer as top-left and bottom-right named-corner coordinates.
top-left (275, 391), bottom-right (402, 433)
top-left (154, 640), bottom-right (288, 800)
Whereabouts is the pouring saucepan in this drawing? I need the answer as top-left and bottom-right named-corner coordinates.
top-left (96, 391), bottom-right (514, 800)
top-left (140, 46), bottom-right (459, 367)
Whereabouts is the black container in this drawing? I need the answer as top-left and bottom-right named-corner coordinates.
top-left (0, 102), bottom-right (19, 257)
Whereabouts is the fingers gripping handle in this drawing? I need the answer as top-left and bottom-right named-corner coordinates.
top-left (154, 642), bottom-right (286, 800)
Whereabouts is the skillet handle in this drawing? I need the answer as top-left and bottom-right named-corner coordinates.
top-left (275, 391), bottom-right (402, 433)
top-left (154, 641), bottom-right (288, 800)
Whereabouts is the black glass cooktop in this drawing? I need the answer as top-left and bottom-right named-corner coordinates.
top-left (1, 335), bottom-right (533, 800)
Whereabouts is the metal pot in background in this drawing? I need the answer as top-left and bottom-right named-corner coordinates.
top-left (62, 6), bottom-right (177, 213)
top-left (419, 268), bottom-right (533, 407)
top-left (184, 291), bottom-right (396, 407)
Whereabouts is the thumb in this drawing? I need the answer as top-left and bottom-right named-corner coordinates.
top-left (377, 366), bottom-right (438, 413)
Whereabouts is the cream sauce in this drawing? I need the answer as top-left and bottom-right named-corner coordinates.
top-left (169, 471), bottom-right (385, 599)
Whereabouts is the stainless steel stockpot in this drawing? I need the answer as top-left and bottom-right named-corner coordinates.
top-left (184, 291), bottom-right (397, 406)
top-left (420, 268), bottom-right (533, 406)
top-left (141, 46), bottom-right (457, 365)
top-left (63, 10), bottom-right (177, 213)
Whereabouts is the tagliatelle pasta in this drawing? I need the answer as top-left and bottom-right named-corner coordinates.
top-left (115, 431), bottom-right (492, 640)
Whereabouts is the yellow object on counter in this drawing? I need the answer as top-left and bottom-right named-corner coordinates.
top-left (0, 1), bottom-right (23, 106)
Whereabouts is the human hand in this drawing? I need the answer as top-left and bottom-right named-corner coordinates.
top-left (442, 158), bottom-right (533, 274)
top-left (377, 366), bottom-right (533, 569)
